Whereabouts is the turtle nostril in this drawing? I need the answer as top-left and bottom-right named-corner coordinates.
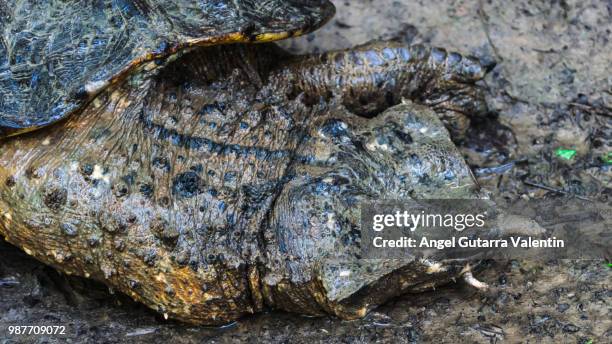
top-left (393, 130), bottom-right (413, 145)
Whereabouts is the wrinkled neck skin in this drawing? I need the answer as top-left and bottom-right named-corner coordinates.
top-left (0, 42), bottom-right (486, 324)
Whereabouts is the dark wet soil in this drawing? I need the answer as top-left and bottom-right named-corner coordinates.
top-left (1, 0), bottom-right (610, 343)
top-left (1, 241), bottom-right (610, 343)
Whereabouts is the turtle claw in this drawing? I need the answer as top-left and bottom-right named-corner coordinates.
top-left (463, 271), bottom-right (490, 291)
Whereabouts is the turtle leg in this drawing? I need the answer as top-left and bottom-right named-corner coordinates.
top-left (271, 41), bottom-right (488, 138)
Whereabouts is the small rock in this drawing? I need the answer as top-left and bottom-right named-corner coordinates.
top-left (562, 324), bottom-right (580, 333)
top-left (557, 303), bottom-right (570, 313)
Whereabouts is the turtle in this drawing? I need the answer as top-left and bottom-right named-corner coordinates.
top-left (0, 0), bottom-right (490, 324)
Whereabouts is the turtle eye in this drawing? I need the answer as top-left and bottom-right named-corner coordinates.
top-left (71, 86), bottom-right (90, 100)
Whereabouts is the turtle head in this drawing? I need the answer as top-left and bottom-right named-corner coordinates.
top-left (260, 101), bottom-right (482, 318)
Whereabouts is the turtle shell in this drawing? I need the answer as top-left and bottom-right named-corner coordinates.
top-left (0, 0), bottom-right (335, 138)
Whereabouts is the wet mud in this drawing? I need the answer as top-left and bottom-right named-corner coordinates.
top-left (1, 0), bottom-right (610, 343)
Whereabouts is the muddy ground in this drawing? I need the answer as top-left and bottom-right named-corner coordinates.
top-left (1, 0), bottom-right (610, 343)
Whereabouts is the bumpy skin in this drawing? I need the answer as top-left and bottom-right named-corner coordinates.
top-left (0, 0), bottom-right (335, 137)
top-left (0, 42), bottom-right (486, 324)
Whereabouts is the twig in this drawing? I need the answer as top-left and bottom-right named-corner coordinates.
top-left (474, 162), bottom-right (515, 176)
top-left (523, 180), bottom-right (591, 201)
top-left (477, 0), bottom-right (503, 62)
top-left (532, 48), bottom-right (559, 54)
top-left (568, 102), bottom-right (612, 118)
top-left (474, 159), bottom-right (527, 177)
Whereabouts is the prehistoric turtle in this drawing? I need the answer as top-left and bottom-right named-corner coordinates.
top-left (0, 0), bottom-right (489, 324)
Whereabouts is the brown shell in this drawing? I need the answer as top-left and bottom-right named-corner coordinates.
top-left (0, 0), bottom-right (335, 137)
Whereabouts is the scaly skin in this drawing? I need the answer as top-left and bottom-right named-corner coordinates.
top-left (0, 42), bottom-right (487, 324)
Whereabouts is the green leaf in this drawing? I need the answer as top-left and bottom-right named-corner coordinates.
top-left (555, 148), bottom-right (577, 160)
